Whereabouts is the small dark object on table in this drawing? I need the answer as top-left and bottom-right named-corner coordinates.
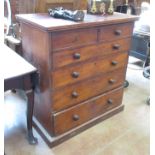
top-left (48, 7), bottom-right (85, 22)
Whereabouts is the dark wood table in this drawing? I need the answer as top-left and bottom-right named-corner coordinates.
top-left (3, 45), bottom-right (38, 144)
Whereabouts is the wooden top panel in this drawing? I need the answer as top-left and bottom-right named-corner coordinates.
top-left (16, 12), bottom-right (139, 31)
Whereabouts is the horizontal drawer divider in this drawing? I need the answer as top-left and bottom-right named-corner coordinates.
top-left (52, 51), bottom-right (128, 71)
top-left (52, 86), bottom-right (124, 135)
top-left (50, 66), bottom-right (126, 92)
top-left (51, 67), bottom-right (126, 112)
top-left (52, 86), bottom-right (124, 115)
top-left (52, 36), bottom-right (132, 53)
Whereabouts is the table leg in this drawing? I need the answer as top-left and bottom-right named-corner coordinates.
top-left (26, 91), bottom-right (38, 145)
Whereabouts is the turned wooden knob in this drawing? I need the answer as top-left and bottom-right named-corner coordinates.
top-left (72, 91), bottom-right (79, 98)
top-left (72, 72), bottom-right (80, 78)
top-left (107, 99), bottom-right (113, 104)
top-left (114, 30), bottom-right (122, 36)
top-left (72, 114), bottom-right (80, 121)
top-left (113, 44), bottom-right (120, 50)
top-left (109, 79), bottom-right (116, 84)
top-left (73, 53), bottom-right (81, 59)
top-left (111, 61), bottom-right (118, 66)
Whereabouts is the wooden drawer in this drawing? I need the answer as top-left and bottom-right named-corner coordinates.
top-left (52, 68), bottom-right (125, 112)
top-left (53, 38), bottom-right (131, 69)
top-left (52, 28), bottom-right (98, 51)
top-left (53, 87), bottom-right (124, 135)
top-left (99, 23), bottom-right (134, 42)
top-left (52, 52), bottom-right (128, 88)
top-left (52, 28), bottom-right (97, 51)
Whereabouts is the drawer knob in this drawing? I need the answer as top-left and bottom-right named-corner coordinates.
top-left (113, 44), bottom-right (120, 50)
top-left (72, 91), bottom-right (79, 98)
top-left (107, 99), bottom-right (113, 104)
top-left (111, 61), bottom-right (118, 66)
top-left (72, 114), bottom-right (80, 121)
top-left (72, 72), bottom-right (80, 78)
top-left (114, 30), bottom-right (122, 36)
top-left (109, 79), bottom-right (116, 84)
top-left (73, 53), bottom-right (81, 59)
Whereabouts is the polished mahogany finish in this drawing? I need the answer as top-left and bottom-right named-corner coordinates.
top-left (53, 87), bottom-right (124, 135)
top-left (53, 38), bottom-right (131, 68)
top-left (52, 68), bottom-right (125, 111)
top-left (16, 12), bottom-right (138, 147)
top-left (52, 52), bottom-right (128, 88)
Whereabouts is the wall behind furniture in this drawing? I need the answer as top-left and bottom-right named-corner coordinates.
top-left (6, 0), bottom-right (150, 23)
top-left (9, 0), bottom-right (36, 22)
top-left (35, 0), bottom-right (87, 13)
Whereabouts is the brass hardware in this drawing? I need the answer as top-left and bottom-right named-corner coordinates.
top-left (72, 91), bottom-right (79, 98)
top-left (72, 114), bottom-right (80, 121)
top-left (91, 0), bottom-right (97, 13)
top-left (73, 53), bottom-right (81, 59)
top-left (88, 0), bottom-right (115, 15)
top-left (108, 0), bottom-right (114, 14)
top-left (72, 72), bottom-right (80, 78)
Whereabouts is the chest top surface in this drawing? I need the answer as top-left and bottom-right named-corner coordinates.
top-left (16, 12), bottom-right (139, 31)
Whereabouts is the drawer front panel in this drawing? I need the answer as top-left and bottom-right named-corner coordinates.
top-left (99, 23), bottom-right (134, 42)
top-left (53, 38), bottom-right (131, 69)
top-left (52, 68), bottom-right (125, 112)
top-left (52, 28), bottom-right (98, 51)
top-left (52, 52), bottom-right (128, 88)
top-left (53, 87), bottom-right (124, 135)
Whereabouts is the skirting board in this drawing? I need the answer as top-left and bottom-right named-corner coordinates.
top-left (33, 104), bottom-right (124, 148)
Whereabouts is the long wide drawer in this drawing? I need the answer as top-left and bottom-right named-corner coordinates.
top-left (53, 87), bottom-right (124, 135)
top-left (52, 52), bottom-right (128, 88)
top-left (52, 68), bottom-right (126, 112)
top-left (53, 38), bottom-right (131, 69)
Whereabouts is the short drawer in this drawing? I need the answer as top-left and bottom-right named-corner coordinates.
top-left (53, 87), bottom-right (124, 135)
top-left (52, 68), bottom-right (125, 112)
top-left (52, 52), bottom-right (128, 88)
top-left (99, 23), bottom-right (134, 42)
top-left (52, 28), bottom-right (98, 51)
top-left (53, 38), bottom-right (131, 69)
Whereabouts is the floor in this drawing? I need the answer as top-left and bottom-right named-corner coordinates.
top-left (4, 57), bottom-right (150, 155)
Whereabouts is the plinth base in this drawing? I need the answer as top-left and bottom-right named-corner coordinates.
top-left (33, 105), bottom-right (124, 148)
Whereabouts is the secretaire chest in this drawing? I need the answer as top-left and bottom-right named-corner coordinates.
top-left (16, 12), bottom-right (138, 147)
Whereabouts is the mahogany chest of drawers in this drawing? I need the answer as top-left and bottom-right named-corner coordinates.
top-left (16, 12), bottom-right (138, 147)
